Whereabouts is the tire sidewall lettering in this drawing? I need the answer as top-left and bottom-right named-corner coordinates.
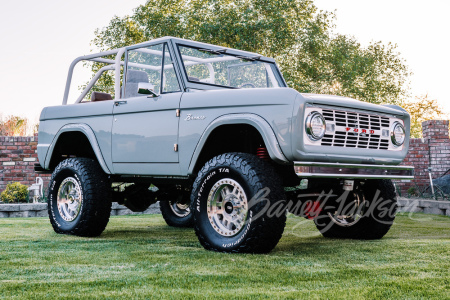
top-left (195, 164), bottom-right (256, 251)
top-left (48, 166), bottom-right (83, 229)
top-left (196, 170), bottom-right (217, 212)
top-left (222, 211), bottom-right (252, 248)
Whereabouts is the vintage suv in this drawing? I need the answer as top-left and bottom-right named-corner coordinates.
top-left (37, 36), bottom-right (413, 253)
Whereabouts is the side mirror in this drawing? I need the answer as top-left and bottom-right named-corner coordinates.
top-left (138, 82), bottom-right (159, 97)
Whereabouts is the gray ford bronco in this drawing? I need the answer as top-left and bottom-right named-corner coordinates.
top-left (37, 36), bottom-right (413, 253)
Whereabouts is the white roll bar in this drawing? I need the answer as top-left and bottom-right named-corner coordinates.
top-left (114, 48), bottom-right (126, 102)
top-left (75, 64), bottom-right (116, 103)
top-left (62, 49), bottom-right (123, 105)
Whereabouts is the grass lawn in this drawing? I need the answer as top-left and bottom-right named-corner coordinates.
top-left (0, 213), bottom-right (449, 299)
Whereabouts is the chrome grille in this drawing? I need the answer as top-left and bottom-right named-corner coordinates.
top-left (321, 109), bottom-right (390, 150)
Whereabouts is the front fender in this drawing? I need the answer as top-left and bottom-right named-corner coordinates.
top-left (44, 123), bottom-right (111, 174)
top-left (188, 113), bottom-right (290, 175)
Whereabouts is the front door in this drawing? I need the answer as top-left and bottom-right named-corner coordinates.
top-left (111, 42), bottom-right (183, 175)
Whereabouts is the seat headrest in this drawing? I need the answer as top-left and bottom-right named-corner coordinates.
top-left (188, 76), bottom-right (200, 82)
top-left (127, 70), bottom-right (149, 83)
top-left (91, 91), bottom-right (112, 102)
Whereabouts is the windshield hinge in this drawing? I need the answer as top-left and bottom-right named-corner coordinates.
top-left (176, 109), bottom-right (180, 117)
top-left (236, 55), bottom-right (261, 61)
top-left (174, 144), bottom-right (178, 152)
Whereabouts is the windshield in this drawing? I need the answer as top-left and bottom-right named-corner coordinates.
top-left (177, 45), bottom-right (285, 89)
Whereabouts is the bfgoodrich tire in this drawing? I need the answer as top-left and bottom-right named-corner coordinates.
top-left (314, 179), bottom-right (397, 240)
top-left (192, 153), bottom-right (286, 253)
top-left (47, 158), bottom-right (112, 237)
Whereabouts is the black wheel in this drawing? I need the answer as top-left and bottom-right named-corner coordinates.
top-left (47, 158), bottom-right (112, 237)
top-left (159, 191), bottom-right (193, 227)
top-left (192, 153), bottom-right (286, 253)
top-left (314, 179), bottom-right (397, 239)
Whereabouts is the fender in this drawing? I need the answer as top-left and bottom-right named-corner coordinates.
top-left (44, 123), bottom-right (111, 174)
top-left (188, 113), bottom-right (290, 175)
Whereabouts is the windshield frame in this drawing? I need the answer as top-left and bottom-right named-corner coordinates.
top-left (172, 40), bottom-right (287, 91)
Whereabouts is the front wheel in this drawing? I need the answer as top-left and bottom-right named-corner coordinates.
top-left (47, 158), bottom-right (112, 237)
top-left (192, 153), bottom-right (286, 253)
top-left (314, 179), bottom-right (397, 239)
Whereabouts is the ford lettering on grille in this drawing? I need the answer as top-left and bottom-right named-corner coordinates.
top-left (345, 128), bottom-right (375, 134)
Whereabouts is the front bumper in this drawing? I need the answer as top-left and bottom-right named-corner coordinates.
top-left (294, 162), bottom-right (414, 180)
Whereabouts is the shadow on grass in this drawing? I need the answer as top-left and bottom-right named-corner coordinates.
top-left (100, 226), bottom-right (194, 238)
top-left (23, 214), bottom-right (448, 256)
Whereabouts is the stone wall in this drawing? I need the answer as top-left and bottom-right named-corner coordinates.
top-left (0, 202), bottom-right (161, 218)
top-left (397, 198), bottom-right (450, 216)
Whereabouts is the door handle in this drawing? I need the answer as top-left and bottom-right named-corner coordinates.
top-left (114, 101), bottom-right (127, 106)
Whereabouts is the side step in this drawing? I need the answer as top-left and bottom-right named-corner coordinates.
top-left (34, 163), bottom-right (52, 174)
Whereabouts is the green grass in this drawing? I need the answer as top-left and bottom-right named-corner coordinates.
top-left (0, 213), bottom-right (449, 299)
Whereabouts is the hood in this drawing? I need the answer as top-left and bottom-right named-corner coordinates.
top-left (300, 93), bottom-right (407, 117)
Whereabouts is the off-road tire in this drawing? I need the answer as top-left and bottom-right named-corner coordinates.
top-left (48, 158), bottom-right (112, 237)
top-left (192, 153), bottom-right (286, 253)
top-left (314, 179), bottom-right (397, 239)
top-left (160, 199), bottom-right (193, 227)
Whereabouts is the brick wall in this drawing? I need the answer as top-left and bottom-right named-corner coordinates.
top-left (0, 134), bottom-right (50, 193)
top-left (394, 120), bottom-right (450, 194)
top-left (0, 120), bottom-right (449, 195)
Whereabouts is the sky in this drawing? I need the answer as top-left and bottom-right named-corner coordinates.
top-left (0, 0), bottom-right (449, 124)
top-left (0, 0), bottom-right (146, 123)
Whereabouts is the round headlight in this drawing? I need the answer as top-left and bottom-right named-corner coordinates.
top-left (306, 111), bottom-right (326, 141)
top-left (391, 122), bottom-right (405, 146)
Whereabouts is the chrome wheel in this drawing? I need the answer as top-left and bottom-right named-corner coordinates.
top-left (328, 192), bottom-right (365, 227)
top-left (57, 177), bottom-right (82, 222)
top-left (207, 178), bottom-right (248, 237)
top-left (169, 200), bottom-right (190, 217)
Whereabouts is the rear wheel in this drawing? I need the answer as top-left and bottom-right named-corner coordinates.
top-left (192, 153), bottom-right (286, 253)
top-left (159, 190), bottom-right (193, 227)
top-left (314, 179), bottom-right (397, 239)
top-left (47, 158), bottom-right (112, 237)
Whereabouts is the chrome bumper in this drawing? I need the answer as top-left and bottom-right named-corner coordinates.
top-left (294, 162), bottom-right (414, 180)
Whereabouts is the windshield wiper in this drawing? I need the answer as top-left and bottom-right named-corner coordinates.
top-left (199, 48), bottom-right (261, 61)
top-left (198, 48), bottom-right (227, 55)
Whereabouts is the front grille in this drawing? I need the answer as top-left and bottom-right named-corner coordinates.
top-left (321, 109), bottom-right (390, 150)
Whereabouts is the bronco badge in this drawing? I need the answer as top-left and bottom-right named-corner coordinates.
top-left (185, 114), bottom-right (206, 121)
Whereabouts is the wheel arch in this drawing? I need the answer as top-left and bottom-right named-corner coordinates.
top-left (188, 114), bottom-right (289, 175)
top-left (44, 124), bottom-right (111, 174)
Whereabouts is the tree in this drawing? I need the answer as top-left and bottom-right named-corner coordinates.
top-left (89, 0), bottom-right (410, 105)
top-left (401, 95), bottom-right (446, 138)
top-left (0, 115), bottom-right (28, 136)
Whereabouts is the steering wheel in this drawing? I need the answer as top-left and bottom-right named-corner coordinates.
top-left (239, 83), bottom-right (256, 89)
